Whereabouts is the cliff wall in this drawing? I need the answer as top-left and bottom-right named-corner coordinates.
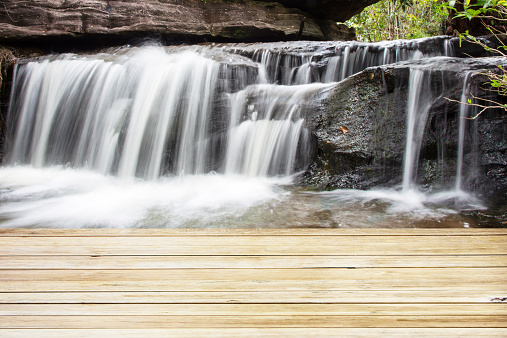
top-left (0, 0), bottom-right (363, 50)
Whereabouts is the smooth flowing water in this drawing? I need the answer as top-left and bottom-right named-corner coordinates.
top-left (0, 38), bottom-right (500, 228)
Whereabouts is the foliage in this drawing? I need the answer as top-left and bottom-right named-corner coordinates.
top-left (345, 0), bottom-right (448, 42)
top-left (347, 0), bottom-right (507, 116)
top-left (447, 0), bottom-right (507, 20)
top-left (446, 0), bottom-right (507, 117)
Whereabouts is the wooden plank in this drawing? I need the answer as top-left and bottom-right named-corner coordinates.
top-left (1, 229), bottom-right (505, 335)
top-left (1, 228), bottom-right (506, 236)
top-left (2, 235), bottom-right (506, 255)
top-left (1, 268), bottom-right (505, 291)
top-left (1, 315), bottom-right (506, 328)
top-left (2, 291), bottom-right (506, 304)
top-left (3, 235), bottom-right (505, 248)
top-left (1, 255), bottom-right (505, 269)
top-left (2, 304), bottom-right (506, 316)
top-left (2, 328), bottom-right (507, 338)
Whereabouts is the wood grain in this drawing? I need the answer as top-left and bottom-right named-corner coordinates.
top-left (2, 328), bottom-right (507, 338)
top-left (1, 228), bottom-right (506, 335)
top-left (1, 235), bottom-right (506, 255)
top-left (1, 228), bottom-right (506, 236)
top-left (1, 290), bottom-right (505, 304)
top-left (1, 255), bottom-right (505, 269)
top-left (1, 315), bottom-right (506, 328)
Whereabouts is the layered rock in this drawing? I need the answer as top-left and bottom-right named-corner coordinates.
top-left (275, 0), bottom-right (380, 22)
top-left (0, 0), bottom-right (357, 49)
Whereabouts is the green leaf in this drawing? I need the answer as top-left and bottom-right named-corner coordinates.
top-left (476, 0), bottom-right (492, 8)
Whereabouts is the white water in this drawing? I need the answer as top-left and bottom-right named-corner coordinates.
top-left (320, 67), bottom-right (486, 216)
top-left (455, 72), bottom-right (473, 191)
top-left (239, 38), bottom-right (451, 85)
top-left (402, 69), bottom-right (433, 191)
top-left (2, 45), bottom-right (328, 227)
top-left (225, 83), bottom-right (326, 176)
top-left (7, 47), bottom-right (318, 178)
top-left (0, 166), bottom-right (289, 228)
top-left (0, 38), bottom-right (491, 228)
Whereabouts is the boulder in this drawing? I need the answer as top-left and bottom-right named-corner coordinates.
top-left (302, 58), bottom-right (507, 203)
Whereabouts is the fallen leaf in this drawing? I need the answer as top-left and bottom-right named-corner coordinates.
top-left (340, 126), bottom-right (349, 134)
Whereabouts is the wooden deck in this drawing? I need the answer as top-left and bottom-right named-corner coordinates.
top-left (0, 228), bottom-right (506, 337)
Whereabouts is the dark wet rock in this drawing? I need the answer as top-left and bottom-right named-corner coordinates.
top-left (274, 0), bottom-right (380, 22)
top-left (301, 66), bottom-right (408, 189)
top-left (0, 46), bottom-right (44, 163)
top-left (302, 57), bottom-right (507, 202)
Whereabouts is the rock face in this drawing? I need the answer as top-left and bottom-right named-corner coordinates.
top-left (275, 0), bottom-right (380, 22)
top-left (0, 0), bottom-right (357, 49)
top-left (303, 58), bottom-right (507, 203)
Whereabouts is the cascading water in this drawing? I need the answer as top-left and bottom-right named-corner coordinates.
top-left (426, 70), bottom-right (484, 211)
top-left (227, 37), bottom-right (454, 85)
top-left (224, 83), bottom-right (326, 176)
top-left (0, 38), bottom-right (498, 228)
top-left (0, 44), bottom-right (329, 227)
top-left (455, 72), bottom-right (475, 191)
top-left (7, 46), bottom-right (330, 179)
top-left (321, 63), bottom-right (488, 216)
top-left (402, 69), bottom-right (433, 192)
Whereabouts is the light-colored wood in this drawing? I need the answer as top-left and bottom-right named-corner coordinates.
top-left (1, 268), bottom-right (506, 291)
top-left (1, 228), bottom-right (506, 334)
top-left (2, 304), bottom-right (506, 316)
top-left (0, 228), bottom-right (498, 237)
top-left (2, 328), bottom-right (507, 338)
top-left (1, 290), bottom-right (505, 304)
top-left (2, 315), bottom-right (507, 328)
top-left (2, 235), bottom-right (506, 255)
top-left (1, 228), bottom-right (506, 236)
top-left (2, 255), bottom-right (505, 269)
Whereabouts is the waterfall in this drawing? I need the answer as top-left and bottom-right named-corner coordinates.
top-left (6, 47), bottom-right (318, 179)
top-left (402, 69), bottom-right (433, 191)
top-left (455, 72), bottom-right (473, 191)
top-left (2, 37), bottom-right (491, 228)
top-left (401, 69), bottom-right (480, 194)
top-left (7, 39), bottom-right (454, 180)
top-left (227, 37), bottom-right (452, 85)
top-left (224, 84), bottom-right (325, 176)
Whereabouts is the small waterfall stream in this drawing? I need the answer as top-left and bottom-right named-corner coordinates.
top-left (0, 38), bottom-right (498, 228)
top-left (455, 72), bottom-right (474, 192)
top-left (402, 69), bottom-right (433, 192)
top-left (224, 83), bottom-right (326, 176)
